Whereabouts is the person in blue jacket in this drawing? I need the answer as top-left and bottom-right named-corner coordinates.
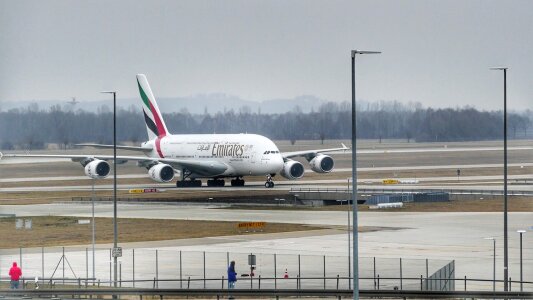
top-left (227, 261), bottom-right (237, 289)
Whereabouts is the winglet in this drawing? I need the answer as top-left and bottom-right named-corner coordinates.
top-left (341, 143), bottom-right (349, 150)
top-left (0, 152), bottom-right (3, 160)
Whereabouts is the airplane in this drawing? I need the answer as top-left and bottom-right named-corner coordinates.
top-left (2, 74), bottom-right (348, 188)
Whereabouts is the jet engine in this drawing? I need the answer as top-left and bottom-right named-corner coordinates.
top-left (280, 160), bottom-right (305, 180)
top-left (148, 164), bottom-right (175, 183)
top-left (309, 154), bottom-right (334, 173)
top-left (84, 159), bottom-right (110, 179)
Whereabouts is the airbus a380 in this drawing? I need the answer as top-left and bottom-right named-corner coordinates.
top-left (3, 74), bottom-right (348, 188)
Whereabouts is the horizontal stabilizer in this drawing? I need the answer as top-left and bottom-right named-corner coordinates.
top-left (76, 144), bottom-right (153, 152)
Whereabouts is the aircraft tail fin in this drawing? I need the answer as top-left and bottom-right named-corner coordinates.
top-left (136, 74), bottom-right (169, 140)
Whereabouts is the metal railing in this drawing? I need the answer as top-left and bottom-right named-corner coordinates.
top-left (9, 275), bottom-right (532, 292)
top-left (5, 248), bottom-right (529, 292)
top-left (290, 187), bottom-right (533, 196)
top-left (1, 288), bottom-right (533, 299)
top-left (6, 248), bottom-right (453, 289)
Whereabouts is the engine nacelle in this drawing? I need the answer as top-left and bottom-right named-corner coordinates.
top-left (84, 159), bottom-right (110, 179)
top-left (148, 164), bottom-right (175, 183)
top-left (280, 160), bottom-right (305, 180)
top-left (309, 154), bottom-right (334, 173)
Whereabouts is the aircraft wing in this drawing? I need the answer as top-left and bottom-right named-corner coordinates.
top-left (281, 143), bottom-right (349, 160)
top-left (76, 144), bottom-right (153, 152)
top-left (1, 154), bottom-right (227, 177)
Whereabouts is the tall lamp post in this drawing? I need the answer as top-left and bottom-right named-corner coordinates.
top-left (91, 179), bottom-right (96, 284)
top-left (347, 178), bottom-right (352, 289)
top-left (484, 237), bottom-right (496, 292)
top-left (351, 50), bottom-right (380, 300)
top-left (490, 67), bottom-right (509, 291)
top-left (517, 230), bottom-right (526, 291)
top-left (101, 91), bottom-right (118, 289)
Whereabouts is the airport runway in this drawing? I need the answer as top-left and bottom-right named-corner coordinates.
top-left (2, 143), bottom-right (531, 193)
top-left (1, 178), bottom-right (532, 193)
top-left (2, 145), bottom-right (533, 165)
top-left (2, 171), bottom-right (532, 184)
top-left (2, 162), bottom-right (533, 184)
top-left (0, 203), bottom-right (531, 290)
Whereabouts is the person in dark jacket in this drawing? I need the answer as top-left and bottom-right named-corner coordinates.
top-left (9, 262), bottom-right (22, 289)
top-left (227, 261), bottom-right (237, 289)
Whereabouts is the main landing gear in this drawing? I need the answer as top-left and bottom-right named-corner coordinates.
top-left (176, 169), bottom-right (202, 188)
top-left (231, 178), bottom-right (245, 187)
top-left (176, 179), bottom-right (202, 188)
top-left (264, 175), bottom-right (275, 188)
top-left (207, 179), bottom-right (225, 187)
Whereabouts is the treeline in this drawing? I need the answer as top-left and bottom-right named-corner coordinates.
top-left (0, 102), bottom-right (531, 150)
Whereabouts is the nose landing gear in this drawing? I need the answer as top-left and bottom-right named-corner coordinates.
top-left (264, 175), bottom-right (274, 188)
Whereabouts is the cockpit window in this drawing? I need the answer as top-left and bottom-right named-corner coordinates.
top-left (264, 150), bottom-right (279, 154)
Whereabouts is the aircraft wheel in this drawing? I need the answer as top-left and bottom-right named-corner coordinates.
top-left (265, 181), bottom-right (274, 188)
top-left (177, 180), bottom-right (202, 188)
top-left (208, 179), bottom-right (224, 187)
top-left (231, 179), bottom-right (245, 187)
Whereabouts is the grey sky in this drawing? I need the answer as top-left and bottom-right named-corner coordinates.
top-left (1, 0), bottom-right (532, 110)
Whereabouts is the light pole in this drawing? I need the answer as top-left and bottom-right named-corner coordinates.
top-left (517, 230), bottom-right (526, 291)
top-left (351, 50), bottom-right (380, 300)
top-left (91, 179), bottom-right (96, 284)
top-left (347, 178), bottom-right (351, 289)
top-left (485, 237), bottom-right (496, 292)
top-left (490, 67), bottom-right (509, 291)
top-left (101, 91), bottom-right (118, 289)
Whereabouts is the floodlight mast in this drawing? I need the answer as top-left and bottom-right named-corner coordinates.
top-left (100, 91), bottom-right (118, 291)
top-left (489, 67), bottom-right (509, 291)
top-left (351, 49), bottom-right (380, 300)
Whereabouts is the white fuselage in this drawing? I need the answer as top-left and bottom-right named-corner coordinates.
top-left (142, 133), bottom-right (284, 178)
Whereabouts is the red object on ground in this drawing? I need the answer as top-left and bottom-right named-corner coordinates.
top-left (283, 269), bottom-right (289, 279)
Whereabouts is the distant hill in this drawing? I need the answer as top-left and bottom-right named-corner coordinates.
top-left (1, 94), bottom-right (327, 114)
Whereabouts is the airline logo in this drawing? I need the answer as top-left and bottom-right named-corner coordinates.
top-left (212, 143), bottom-right (245, 156)
top-left (137, 75), bottom-right (167, 138)
top-left (137, 74), bottom-right (169, 158)
top-left (197, 143), bottom-right (253, 157)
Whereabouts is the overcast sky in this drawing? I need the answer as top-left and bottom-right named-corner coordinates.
top-left (1, 0), bottom-right (532, 110)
